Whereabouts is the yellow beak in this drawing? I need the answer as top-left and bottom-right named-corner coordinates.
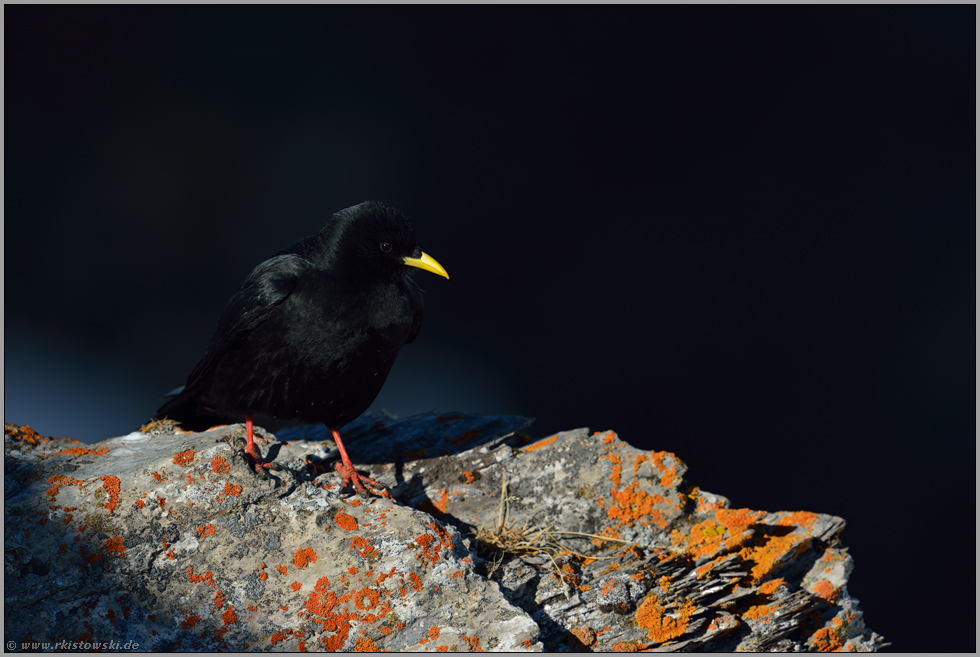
top-left (402, 251), bottom-right (449, 280)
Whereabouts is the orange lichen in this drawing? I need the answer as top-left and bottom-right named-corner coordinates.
top-left (157, 497), bottom-right (166, 508)
top-left (739, 533), bottom-right (804, 581)
top-left (743, 604), bottom-right (774, 621)
top-left (609, 640), bottom-right (644, 652)
top-left (354, 588), bottom-right (381, 611)
top-left (414, 524), bottom-right (453, 567)
top-left (649, 451), bottom-right (681, 487)
top-left (570, 626), bottom-right (597, 647)
top-left (354, 637), bottom-right (383, 652)
top-left (811, 579), bottom-right (839, 602)
top-left (211, 456), bottom-right (230, 473)
top-left (433, 489), bottom-right (449, 514)
top-left (408, 572), bottom-right (423, 592)
top-left (291, 582), bottom-right (303, 592)
top-left (590, 526), bottom-right (623, 548)
top-left (103, 535), bottom-right (127, 558)
top-left (277, 564), bottom-right (288, 576)
top-left (606, 480), bottom-right (668, 529)
top-left (181, 614), bottom-right (202, 629)
top-left (463, 471), bottom-right (475, 484)
top-left (715, 508), bottom-right (764, 533)
top-left (374, 567), bottom-right (396, 586)
top-left (295, 547), bottom-right (318, 569)
top-left (557, 563), bottom-right (580, 587)
top-left (44, 446), bottom-right (110, 459)
top-left (222, 606), bottom-right (238, 625)
top-left (46, 474), bottom-right (84, 498)
top-left (98, 476), bottom-right (121, 513)
top-left (523, 434), bottom-right (558, 452)
top-left (135, 499), bottom-right (146, 510)
top-left (198, 524), bottom-right (215, 537)
top-left (759, 578), bottom-right (785, 595)
top-left (810, 626), bottom-right (844, 652)
top-left (152, 472), bottom-right (163, 482)
top-left (214, 590), bottom-right (226, 608)
top-left (608, 454), bottom-right (622, 487)
top-left (6, 423), bottom-right (79, 446)
top-left (305, 586), bottom-right (359, 650)
top-left (354, 539), bottom-right (377, 559)
top-left (634, 594), bottom-right (696, 644)
top-left (270, 632), bottom-right (288, 645)
top-left (335, 512), bottom-right (359, 531)
top-left (223, 482), bottom-right (242, 497)
top-left (460, 635), bottom-right (483, 652)
top-left (673, 519), bottom-right (726, 559)
top-left (778, 511), bottom-right (820, 530)
top-left (188, 567), bottom-right (215, 588)
top-left (172, 449), bottom-right (199, 466)
top-left (419, 626), bottom-right (441, 645)
top-left (259, 572), bottom-right (268, 581)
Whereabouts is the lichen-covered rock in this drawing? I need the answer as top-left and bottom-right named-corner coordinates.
top-left (286, 420), bottom-right (886, 652)
top-left (5, 416), bottom-right (885, 652)
top-left (4, 421), bottom-right (540, 652)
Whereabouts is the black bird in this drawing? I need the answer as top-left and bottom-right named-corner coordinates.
top-left (156, 201), bottom-right (449, 494)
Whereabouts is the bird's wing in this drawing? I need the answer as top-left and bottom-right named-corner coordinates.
top-left (404, 277), bottom-right (425, 345)
top-left (185, 254), bottom-right (313, 389)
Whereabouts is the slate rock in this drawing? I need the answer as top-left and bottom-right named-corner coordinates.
top-left (4, 421), bottom-right (540, 652)
top-left (5, 416), bottom-right (885, 652)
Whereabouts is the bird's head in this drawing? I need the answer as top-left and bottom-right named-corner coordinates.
top-left (318, 201), bottom-right (449, 282)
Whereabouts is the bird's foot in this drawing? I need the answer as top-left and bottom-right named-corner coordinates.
top-left (335, 461), bottom-right (390, 498)
top-left (244, 445), bottom-right (274, 470)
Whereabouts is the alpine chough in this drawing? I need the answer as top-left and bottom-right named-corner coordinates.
top-left (156, 201), bottom-right (449, 494)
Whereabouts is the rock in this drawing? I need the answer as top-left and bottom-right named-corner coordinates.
top-left (4, 416), bottom-right (886, 652)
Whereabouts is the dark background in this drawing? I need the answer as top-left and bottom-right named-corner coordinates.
top-left (5, 6), bottom-right (975, 651)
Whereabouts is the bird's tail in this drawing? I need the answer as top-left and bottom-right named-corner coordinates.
top-left (155, 386), bottom-right (228, 432)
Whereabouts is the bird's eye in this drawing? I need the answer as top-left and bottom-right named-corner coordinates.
top-left (380, 242), bottom-right (392, 253)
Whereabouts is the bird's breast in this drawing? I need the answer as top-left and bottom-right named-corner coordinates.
top-left (211, 283), bottom-right (416, 425)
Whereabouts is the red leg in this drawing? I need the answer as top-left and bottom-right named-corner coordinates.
top-left (331, 427), bottom-right (388, 496)
top-left (243, 414), bottom-right (272, 469)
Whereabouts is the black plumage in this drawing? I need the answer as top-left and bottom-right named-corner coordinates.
top-left (156, 201), bottom-right (448, 493)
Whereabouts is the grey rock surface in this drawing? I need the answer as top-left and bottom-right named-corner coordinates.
top-left (5, 415), bottom-right (885, 652)
top-left (4, 420), bottom-right (539, 652)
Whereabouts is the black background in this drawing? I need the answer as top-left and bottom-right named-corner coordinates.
top-left (5, 6), bottom-right (975, 651)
